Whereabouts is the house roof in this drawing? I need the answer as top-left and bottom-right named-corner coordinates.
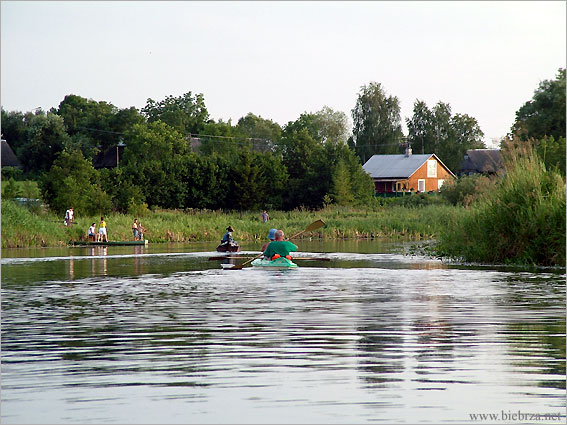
top-left (1, 139), bottom-right (22, 168)
top-left (459, 149), bottom-right (502, 174)
top-left (363, 154), bottom-right (453, 179)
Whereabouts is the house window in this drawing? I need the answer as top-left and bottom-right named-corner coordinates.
top-left (427, 160), bottom-right (437, 178)
top-left (418, 179), bottom-right (425, 192)
top-left (438, 179), bottom-right (445, 189)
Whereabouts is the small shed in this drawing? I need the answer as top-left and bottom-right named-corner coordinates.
top-left (458, 149), bottom-right (503, 176)
top-left (362, 149), bottom-right (455, 194)
top-left (1, 138), bottom-right (22, 168)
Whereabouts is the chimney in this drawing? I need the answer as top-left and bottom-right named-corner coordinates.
top-left (405, 144), bottom-right (412, 157)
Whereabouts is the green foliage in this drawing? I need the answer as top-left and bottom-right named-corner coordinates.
top-left (313, 106), bottom-right (350, 145)
top-left (1, 166), bottom-right (23, 181)
top-left (2, 178), bottom-right (22, 200)
top-left (141, 92), bottom-right (209, 137)
top-left (436, 148), bottom-right (566, 266)
top-left (236, 113), bottom-right (282, 143)
top-left (56, 95), bottom-right (144, 156)
top-left (512, 68), bottom-right (566, 141)
top-left (99, 168), bottom-right (146, 213)
top-left (406, 100), bottom-right (485, 172)
top-left (40, 150), bottom-right (111, 216)
top-left (121, 121), bottom-right (188, 208)
top-left (381, 192), bottom-right (449, 208)
top-left (1, 109), bottom-right (31, 159)
top-left (279, 127), bottom-right (327, 209)
top-left (330, 160), bottom-right (354, 205)
top-left (20, 112), bottom-right (70, 174)
top-left (352, 82), bottom-right (404, 162)
top-left (439, 174), bottom-right (489, 206)
top-left (535, 136), bottom-right (566, 176)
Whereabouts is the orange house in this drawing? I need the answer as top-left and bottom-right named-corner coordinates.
top-left (362, 151), bottom-right (455, 194)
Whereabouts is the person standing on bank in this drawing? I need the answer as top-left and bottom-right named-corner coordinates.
top-left (64, 207), bottom-right (74, 226)
top-left (261, 210), bottom-right (269, 223)
top-left (132, 219), bottom-right (139, 241)
top-left (99, 216), bottom-right (108, 242)
top-left (263, 229), bottom-right (297, 260)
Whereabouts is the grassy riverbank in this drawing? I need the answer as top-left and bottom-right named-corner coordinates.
top-left (1, 200), bottom-right (464, 248)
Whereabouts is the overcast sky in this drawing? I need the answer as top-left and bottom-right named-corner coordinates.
top-left (2, 1), bottom-right (565, 147)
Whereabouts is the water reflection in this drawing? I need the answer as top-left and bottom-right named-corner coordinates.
top-left (1, 242), bottom-right (565, 424)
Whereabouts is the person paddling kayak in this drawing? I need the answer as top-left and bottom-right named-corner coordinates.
top-left (261, 228), bottom-right (277, 253)
top-left (263, 229), bottom-right (297, 260)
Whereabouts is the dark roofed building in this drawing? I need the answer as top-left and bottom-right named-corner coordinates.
top-left (458, 149), bottom-right (503, 176)
top-left (1, 138), bottom-right (22, 168)
top-left (93, 144), bottom-right (126, 169)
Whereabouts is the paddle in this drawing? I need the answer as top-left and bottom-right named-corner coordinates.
top-left (209, 256), bottom-right (331, 261)
top-left (228, 219), bottom-right (325, 270)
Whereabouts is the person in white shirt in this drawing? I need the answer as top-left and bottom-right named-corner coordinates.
top-left (88, 223), bottom-right (98, 241)
top-left (64, 207), bottom-right (74, 226)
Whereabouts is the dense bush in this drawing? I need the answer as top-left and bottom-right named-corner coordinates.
top-left (439, 175), bottom-right (493, 206)
top-left (39, 150), bottom-right (112, 216)
top-left (378, 192), bottom-right (449, 208)
top-left (436, 147), bottom-right (566, 266)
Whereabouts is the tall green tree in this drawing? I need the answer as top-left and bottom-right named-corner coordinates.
top-left (20, 112), bottom-right (70, 174)
top-left (279, 126), bottom-right (327, 209)
top-left (512, 68), bottom-right (566, 141)
top-left (509, 68), bottom-right (566, 176)
top-left (141, 92), bottom-right (209, 137)
top-left (351, 82), bottom-right (404, 163)
top-left (407, 101), bottom-right (485, 172)
top-left (40, 150), bottom-right (111, 216)
top-left (236, 113), bottom-right (282, 144)
top-left (406, 100), bottom-right (436, 155)
top-left (313, 106), bottom-right (350, 145)
top-left (56, 94), bottom-right (145, 159)
top-left (0, 109), bottom-right (34, 160)
top-left (120, 121), bottom-right (189, 208)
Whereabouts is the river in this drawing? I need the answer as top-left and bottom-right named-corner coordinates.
top-left (1, 240), bottom-right (565, 424)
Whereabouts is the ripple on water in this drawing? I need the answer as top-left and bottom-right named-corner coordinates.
top-left (1, 251), bottom-right (565, 423)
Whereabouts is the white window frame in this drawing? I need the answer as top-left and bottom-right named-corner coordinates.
top-left (427, 159), bottom-right (437, 178)
top-left (438, 179), bottom-right (445, 189)
top-left (418, 179), bottom-right (425, 192)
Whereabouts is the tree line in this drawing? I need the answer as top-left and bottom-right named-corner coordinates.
top-left (2, 69), bottom-right (564, 216)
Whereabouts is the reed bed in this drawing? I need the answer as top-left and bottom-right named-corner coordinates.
top-left (436, 149), bottom-right (566, 267)
top-left (1, 201), bottom-right (463, 248)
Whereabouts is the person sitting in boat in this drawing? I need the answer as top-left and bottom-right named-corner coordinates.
top-left (261, 228), bottom-right (277, 253)
top-left (88, 223), bottom-right (98, 242)
top-left (263, 230), bottom-right (297, 260)
top-left (221, 226), bottom-right (235, 244)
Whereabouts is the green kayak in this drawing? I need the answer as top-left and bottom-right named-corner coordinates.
top-left (251, 257), bottom-right (298, 269)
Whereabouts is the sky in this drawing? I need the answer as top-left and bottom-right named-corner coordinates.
top-left (1, 1), bottom-right (565, 147)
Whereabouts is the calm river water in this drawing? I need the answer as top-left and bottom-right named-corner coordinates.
top-left (1, 240), bottom-right (565, 424)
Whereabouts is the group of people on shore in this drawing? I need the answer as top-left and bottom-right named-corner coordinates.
top-left (87, 217), bottom-right (108, 242)
top-left (84, 217), bottom-right (144, 242)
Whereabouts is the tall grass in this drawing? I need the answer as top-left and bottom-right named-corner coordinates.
top-left (436, 144), bottom-right (566, 266)
top-left (2, 201), bottom-right (464, 248)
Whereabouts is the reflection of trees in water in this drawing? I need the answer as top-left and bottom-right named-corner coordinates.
top-left (498, 273), bottom-right (566, 390)
top-left (355, 289), bottom-right (406, 384)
